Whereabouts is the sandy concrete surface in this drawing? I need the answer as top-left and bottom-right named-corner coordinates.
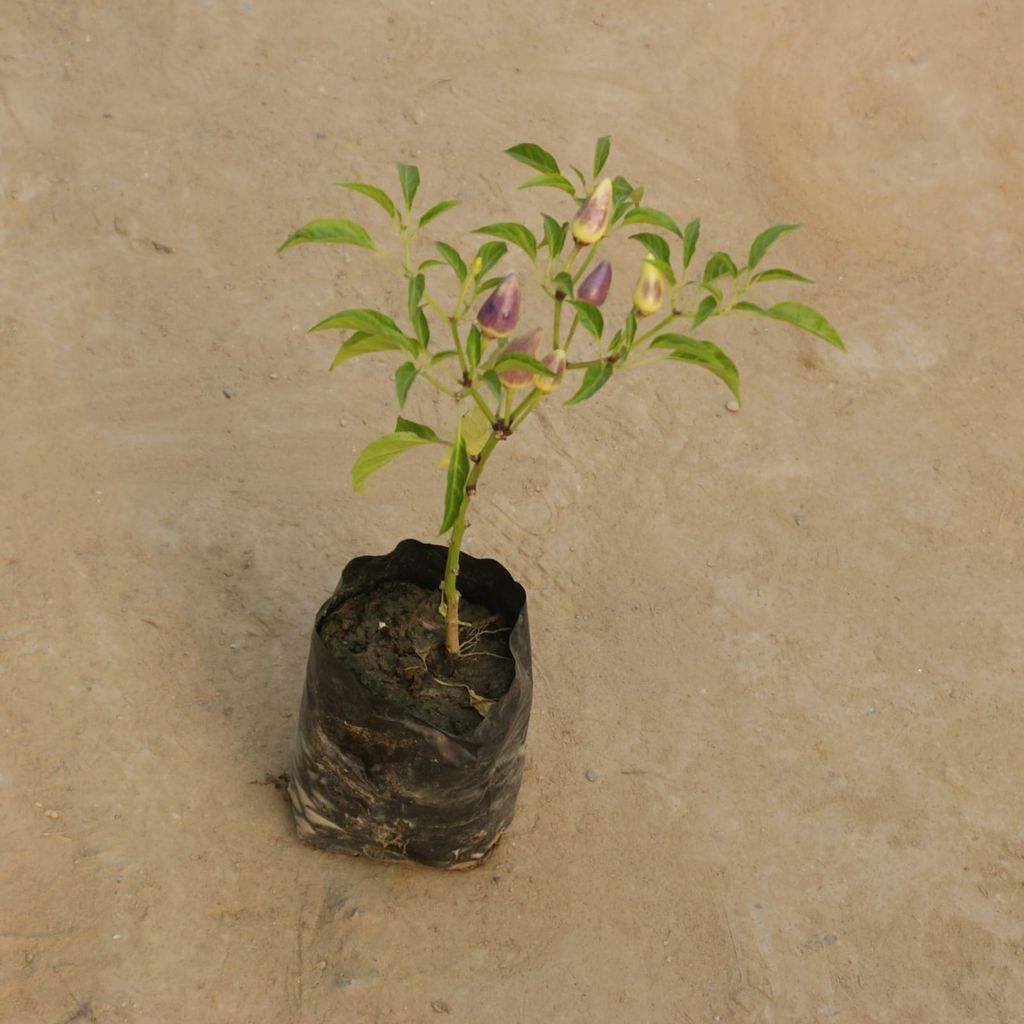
top-left (3, 1), bottom-right (1023, 1021)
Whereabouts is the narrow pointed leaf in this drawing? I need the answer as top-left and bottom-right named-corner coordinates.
top-left (474, 240), bottom-right (508, 278)
top-left (493, 352), bottom-right (556, 377)
top-left (629, 232), bottom-right (672, 264)
top-left (593, 135), bottom-right (611, 179)
top-left (278, 218), bottom-right (374, 253)
top-left (352, 431), bottom-right (435, 493)
top-left (569, 165), bottom-right (588, 190)
top-left (612, 176), bottom-right (635, 206)
top-left (750, 267), bottom-right (814, 284)
top-left (541, 214), bottom-right (568, 260)
top-left (703, 251), bottom-right (738, 282)
top-left (395, 362), bottom-right (417, 406)
top-left (624, 309), bottom-right (638, 345)
top-left (748, 224), bottom-right (799, 270)
top-left (474, 276), bottom-right (506, 296)
top-left (330, 332), bottom-right (404, 368)
top-left (335, 182), bottom-right (396, 220)
top-left (407, 273), bottom-right (425, 322)
top-left (570, 300), bottom-right (604, 339)
top-left (473, 222), bottom-right (537, 261)
top-left (683, 218), bottom-right (700, 269)
top-left (397, 163), bottom-right (420, 210)
top-left (435, 241), bottom-right (467, 281)
top-left (622, 207), bottom-right (683, 238)
top-left (311, 308), bottom-right (419, 356)
top-left (411, 307), bottom-right (429, 349)
top-left (481, 369), bottom-right (502, 401)
top-left (650, 333), bottom-right (741, 402)
top-left (395, 416), bottom-right (442, 443)
top-left (466, 325), bottom-right (483, 369)
top-left (692, 295), bottom-right (719, 329)
top-left (440, 425), bottom-right (470, 534)
top-left (744, 300), bottom-right (845, 350)
top-left (565, 361), bottom-right (614, 405)
top-left (504, 142), bottom-right (560, 175)
top-left (418, 198), bottom-right (461, 229)
top-left (518, 173), bottom-right (576, 196)
top-left (430, 348), bottom-right (458, 365)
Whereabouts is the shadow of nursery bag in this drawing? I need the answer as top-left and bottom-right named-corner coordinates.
top-left (288, 539), bottom-right (533, 869)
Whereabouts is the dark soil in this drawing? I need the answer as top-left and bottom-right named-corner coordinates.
top-left (319, 579), bottom-right (516, 735)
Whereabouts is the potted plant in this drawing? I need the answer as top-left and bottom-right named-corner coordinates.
top-left (279, 138), bottom-right (844, 868)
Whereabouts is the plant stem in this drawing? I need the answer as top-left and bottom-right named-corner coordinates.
top-left (441, 385), bottom-right (546, 655)
top-left (442, 432), bottom-right (499, 654)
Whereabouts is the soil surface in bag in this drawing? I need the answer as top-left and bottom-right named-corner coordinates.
top-left (319, 579), bottom-right (515, 735)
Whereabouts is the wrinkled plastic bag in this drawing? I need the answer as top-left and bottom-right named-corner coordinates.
top-left (288, 539), bottom-right (532, 868)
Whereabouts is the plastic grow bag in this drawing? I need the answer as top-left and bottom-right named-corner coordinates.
top-left (288, 539), bottom-right (532, 868)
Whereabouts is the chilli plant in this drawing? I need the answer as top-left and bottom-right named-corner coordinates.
top-left (279, 137), bottom-right (844, 656)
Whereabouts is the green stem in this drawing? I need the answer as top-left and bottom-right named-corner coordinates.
top-left (419, 369), bottom-right (458, 398)
top-left (563, 313), bottom-right (581, 352)
top-left (442, 432), bottom-right (499, 654)
top-left (442, 386), bottom-right (547, 654)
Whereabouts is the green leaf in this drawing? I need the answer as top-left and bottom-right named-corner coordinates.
top-left (629, 231), bottom-right (672, 265)
top-left (518, 173), bottom-right (576, 196)
top-left (692, 295), bottom-right (718, 329)
top-left (311, 308), bottom-right (419, 356)
top-left (593, 135), bottom-right (611, 179)
top-left (417, 198), bottom-right (461, 229)
top-left (435, 241), bottom-right (467, 282)
top-left (565, 361), bottom-right (613, 405)
top-left (330, 331), bottom-right (405, 368)
top-left (750, 267), bottom-right (814, 285)
top-left (407, 274), bottom-right (428, 348)
top-left (397, 163), bottom-right (420, 210)
top-left (739, 300), bottom-right (845, 350)
top-left (748, 224), bottom-right (799, 270)
top-left (570, 300), bottom-right (604, 339)
top-left (504, 142), bottom-right (560, 176)
top-left (624, 309), bottom-right (637, 345)
top-left (335, 182), bottom-right (396, 220)
top-left (612, 176), bottom-right (635, 205)
top-left (541, 215), bottom-right (568, 260)
top-left (481, 369), bottom-right (502, 401)
top-left (466, 325), bottom-right (482, 369)
top-left (475, 240), bottom-right (508, 278)
top-left (278, 218), bottom-right (374, 253)
top-left (494, 352), bottom-right (556, 377)
top-left (440, 424), bottom-right (470, 534)
top-left (683, 218), bottom-right (700, 269)
top-left (622, 207), bottom-right (683, 238)
top-left (352, 431), bottom-right (435, 494)
top-left (418, 258), bottom-right (444, 271)
top-left (395, 416), bottom-right (442, 443)
top-left (473, 222), bottom-right (537, 261)
top-left (569, 165), bottom-right (588, 190)
top-left (475, 276), bottom-right (505, 295)
top-left (703, 251), bottom-right (738, 282)
top-left (553, 271), bottom-right (574, 299)
top-left (395, 362), bottom-right (417, 407)
top-left (411, 307), bottom-right (429, 349)
top-left (650, 333), bottom-right (740, 402)
top-left (430, 348), bottom-right (458, 365)
top-left (407, 273), bottom-right (425, 322)
top-left (461, 405), bottom-right (493, 457)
